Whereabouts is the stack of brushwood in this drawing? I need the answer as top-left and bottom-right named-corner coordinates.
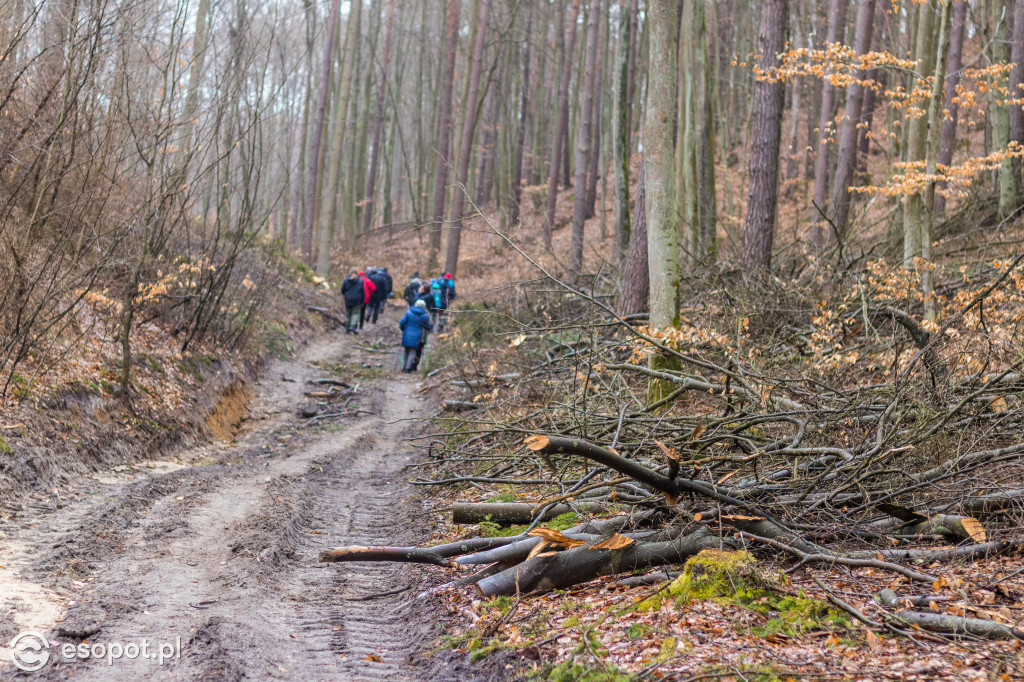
top-left (320, 257), bottom-right (1024, 641)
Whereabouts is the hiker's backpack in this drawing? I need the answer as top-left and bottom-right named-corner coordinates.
top-left (431, 279), bottom-right (442, 309)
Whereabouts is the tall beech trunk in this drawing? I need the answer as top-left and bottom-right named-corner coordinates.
top-left (613, 0), bottom-right (632, 262)
top-left (585, 3), bottom-right (606, 221)
top-left (857, 68), bottom-right (882, 182)
top-left (318, 0), bottom-right (362, 274)
top-left (289, 3), bottom-right (316, 251)
top-left (741, 0), bottom-right (787, 271)
top-left (509, 1), bottom-right (533, 228)
top-left (992, 0), bottom-right (1016, 217)
top-left (902, 3), bottom-right (935, 262)
top-left (570, 0), bottom-right (601, 275)
top-left (303, 0), bottom-right (341, 262)
top-left (619, 165), bottom-right (647, 315)
top-left (935, 0), bottom-right (968, 213)
top-left (829, 0), bottom-right (876, 242)
top-left (809, 0), bottom-right (848, 246)
top-left (443, 0), bottom-right (490, 276)
top-left (645, 0), bottom-right (680, 350)
top-left (360, 0), bottom-right (396, 234)
top-left (543, 0), bottom-right (580, 249)
top-left (922, 0), bottom-right (952, 320)
top-left (694, 0), bottom-right (716, 263)
top-left (428, 0), bottom-right (460, 269)
top-left (1011, 0), bottom-right (1024, 190)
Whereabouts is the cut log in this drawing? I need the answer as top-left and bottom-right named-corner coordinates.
top-left (443, 400), bottom-right (482, 412)
top-left (319, 545), bottom-right (453, 566)
top-left (298, 400), bottom-right (319, 418)
top-left (875, 506), bottom-right (988, 543)
top-left (452, 501), bottom-right (609, 525)
top-left (475, 526), bottom-right (729, 597)
top-left (309, 378), bottom-right (356, 389)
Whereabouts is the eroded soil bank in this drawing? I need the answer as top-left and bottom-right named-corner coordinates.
top-left (0, 311), bottom-right (508, 680)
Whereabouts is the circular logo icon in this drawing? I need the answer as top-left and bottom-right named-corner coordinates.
top-left (10, 631), bottom-right (50, 672)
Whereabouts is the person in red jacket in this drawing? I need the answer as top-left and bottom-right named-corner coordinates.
top-left (358, 271), bottom-right (376, 330)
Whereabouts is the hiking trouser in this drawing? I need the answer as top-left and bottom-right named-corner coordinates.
top-left (369, 300), bottom-right (383, 324)
top-left (345, 304), bottom-right (363, 331)
top-left (399, 346), bottom-right (415, 372)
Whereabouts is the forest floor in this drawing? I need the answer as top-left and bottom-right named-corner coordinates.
top-left (0, 306), bottom-right (510, 681)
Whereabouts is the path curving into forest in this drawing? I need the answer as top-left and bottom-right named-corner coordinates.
top-left (0, 312), bottom-right (497, 681)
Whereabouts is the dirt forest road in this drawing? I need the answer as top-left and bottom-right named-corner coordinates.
top-left (0, 312), bottom-right (495, 681)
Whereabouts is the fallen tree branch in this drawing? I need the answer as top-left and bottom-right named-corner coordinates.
top-left (736, 532), bottom-right (937, 583)
top-left (877, 589), bottom-right (1024, 640)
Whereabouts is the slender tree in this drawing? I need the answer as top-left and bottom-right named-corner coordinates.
top-left (645, 0), bottom-right (679, 328)
top-left (428, 0), bottom-right (460, 269)
top-left (570, 0), bottom-right (601, 275)
top-left (444, 0), bottom-right (491, 275)
top-left (360, 0), bottom-right (396, 234)
top-left (902, 2), bottom-right (935, 262)
top-left (509, 0), bottom-right (533, 228)
top-left (829, 0), bottom-right (876, 241)
top-left (808, 0), bottom-right (848, 246)
top-left (740, 0), bottom-right (788, 271)
top-left (613, 0), bottom-right (632, 262)
top-left (543, 0), bottom-right (580, 249)
top-left (935, 0), bottom-right (968, 214)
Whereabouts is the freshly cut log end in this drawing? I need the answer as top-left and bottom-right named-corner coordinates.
top-left (524, 434), bottom-right (550, 451)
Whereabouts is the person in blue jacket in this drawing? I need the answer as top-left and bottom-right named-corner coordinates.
top-left (399, 300), bottom-right (433, 373)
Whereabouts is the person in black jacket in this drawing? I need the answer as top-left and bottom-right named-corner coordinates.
top-left (404, 272), bottom-right (422, 307)
top-left (341, 269), bottom-right (364, 334)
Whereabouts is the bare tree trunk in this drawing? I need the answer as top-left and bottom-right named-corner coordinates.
top-left (829, 0), bottom-right (876, 242)
top-left (509, 1), bottom-right (533, 229)
top-left (935, 0), bottom-right (968, 213)
top-left (443, 0), bottom-right (491, 276)
top-left (1009, 0), bottom-right (1024, 195)
top-left (856, 68), bottom-right (882, 183)
top-left (613, 0), bottom-right (632, 263)
top-left (318, 0), bottom-right (362, 275)
top-left (543, 0), bottom-right (580, 249)
top-left (922, 0), bottom-right (952, 320)
top-left (289, 3), bottom-right (317, 251)
top-left (428, 0), bottom-right (460, 269)
top-left (902, 3), bottom-right (935, 262)
top-left (585, 3), bottom-right (606, 221)
top-left (173, 0), bottom-right (210, 184)
top-left (809, 0), bottom-right (848, 247)
top-left (740, 0), bottom-right (787, 271)
top-left (645, 0), bottom-right (679, 331)
top-left (694, 0), bottom-right (716, 263)
top-left (570, 0), bottom-right (601, 275)
top-left (619, 165), bottom-right (647, 315)
top-left (992, 0), bottom-right (1016, 217)
top-left (360, 0), bottom-right (396, 235)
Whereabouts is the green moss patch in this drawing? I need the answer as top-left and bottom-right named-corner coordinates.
top-left (635, 550), bottom-right (849, 637)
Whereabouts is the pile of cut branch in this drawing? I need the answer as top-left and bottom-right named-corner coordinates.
top-left (321, 258), bottom-right (1024, 642)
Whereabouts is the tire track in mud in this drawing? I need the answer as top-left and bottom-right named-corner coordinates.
top-left (0, 321), bottom-right (500, 681)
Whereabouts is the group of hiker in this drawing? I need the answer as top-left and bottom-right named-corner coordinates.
top-left (340, 267), bottom-right (393, 334)
top-left (340, 267), bottom-right (456, 374)
top-left (397, 272), bottom-right (456, 373)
